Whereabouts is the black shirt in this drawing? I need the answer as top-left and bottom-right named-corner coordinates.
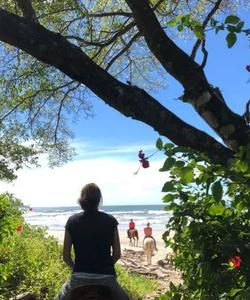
top-left (65, 210), bottom-right (118, 275)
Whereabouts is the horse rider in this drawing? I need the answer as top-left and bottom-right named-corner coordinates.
top-left (56, 183), bottom-right (130, 300)
top-left (143, 222), bottom-right (158, 251)
top-left (127, 219), bottom-right (135, 238)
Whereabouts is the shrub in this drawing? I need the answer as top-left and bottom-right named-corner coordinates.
top-left (155, 140), bottom-right (250, 299)
top-left (0, 194), bottom-right (70, 299)
top-left (116, 264), bottom-right (159, 300)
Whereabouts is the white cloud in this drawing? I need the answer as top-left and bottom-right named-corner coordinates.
top-left (0, 143), bottom-right (170, 207)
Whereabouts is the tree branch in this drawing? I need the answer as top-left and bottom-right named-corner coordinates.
top-left (0, 8), bottom-right (234, 164)
top-left (200, 38), bottom-right (208, 68)
top-left (125, 0), bottom-right (249, 151)
top-left (191, 0), bottom-right (223, 60)
top-left (15, 0), bottom-right (38, 23)
top-left (105, 32), bottom-right (141, 71)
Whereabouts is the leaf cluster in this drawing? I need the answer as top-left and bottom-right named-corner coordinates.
top-left (155, 138), bottom-right (250, 299)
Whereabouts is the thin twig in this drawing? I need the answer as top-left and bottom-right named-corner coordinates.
top-left (191, 0), bottom-right (223, 60)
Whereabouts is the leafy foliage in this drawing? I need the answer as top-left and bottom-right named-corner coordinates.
top-left (155, 139), bottom-right (250, 299)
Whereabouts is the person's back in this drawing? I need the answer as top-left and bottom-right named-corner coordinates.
top-left (56, 183), bottom-right (130, 300)
top-left (143, 222), bottom-right (158, 251)
top-left (66, 211), bottom-right (117, 274)
top-left (144, 225), bottom-right (152, 237)
top-left (129, 219), bottom-right (135, 230)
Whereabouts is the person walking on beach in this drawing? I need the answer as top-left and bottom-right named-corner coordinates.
top-left (143, 222), bottom-right (158, 251)
top-left (56, 183), bottom-right (130, 300)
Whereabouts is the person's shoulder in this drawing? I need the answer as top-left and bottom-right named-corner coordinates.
top-left (67, 212), bottom-right (83, 224)
top-left (99, 211), bottom-right (118, 223)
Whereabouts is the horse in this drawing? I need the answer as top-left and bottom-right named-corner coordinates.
top-left (71, 284), bottom-right (113, 300)
top-left (143, 237), bottom-right (155, 265)
top-left (128, 229), bottom-right (139, 247)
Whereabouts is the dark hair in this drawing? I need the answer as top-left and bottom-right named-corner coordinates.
top-left (78, 183), bottom-right (102, 212)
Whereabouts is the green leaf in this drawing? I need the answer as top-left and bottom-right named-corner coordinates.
top-left (225, 15), bottom-right (241, 24)
top-left (156, 138), bottom-right (163, 150)
top-left (211, 181), bottom-right (223, 201)
top-left (208, 204), bottom-right (225, 216)
top-left (235, 21), bottom-right (244, 32)
top-left (228, 288), bottom-right (242, 297)
top-left (183, 14), bottom-right (190, 26)
top-left (193, 25), bottom-right (204, 39)
top-left (180, 167), bottom-right (193, 184)
top-left (162, 194), bottom-right (175, 203)
top-left (162, 181), bottom-right (175, 192)
top-left (160, 157), bottom-right (176, 171)
top-left (226, 32), bottom-right (237, 48)
top-left (167, 19), bottom-right (177, 27)
top-left (175, 14), bottom-right (183, 22)
top-left (177, 24), bottom-right (184, 32)
top-left (227, 25), bottom-right (237, 32)
top-left (164, 143), bottom-right (174, 150)
top-left (175, 160), bottom-right (185, 168)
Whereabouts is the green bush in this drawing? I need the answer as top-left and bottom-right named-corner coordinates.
top-left (0, 194), bottom-right (70, 299)
top-left (155, 140), bottom-right (250, 299)
top-left (0, 193), bottom-right (23, 242)
top-left (116, 264), bottom-right (159, 300)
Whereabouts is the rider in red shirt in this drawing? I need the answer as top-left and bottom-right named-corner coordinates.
top-left (143, 222), bottom-right (158, 250)
top-left (127, 219), bottom-right (135, 237)
top-left (129, 219), bottom-right (135, 230)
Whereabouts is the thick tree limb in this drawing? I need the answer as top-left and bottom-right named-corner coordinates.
top-left (0, 9), bottom-right (233, 164)
top-left (15, 0), bottom-right (38, 23)
top-left (125, 0), bottom-right (250, 151)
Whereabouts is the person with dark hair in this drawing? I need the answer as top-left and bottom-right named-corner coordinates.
top-left (56, 183), bottom-right (130, 300)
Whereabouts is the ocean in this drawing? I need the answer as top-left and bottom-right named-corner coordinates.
top-left (24, 205), bottom-right (170, 232)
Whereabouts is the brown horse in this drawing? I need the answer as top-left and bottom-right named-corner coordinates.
top-left (128, 229), bottom-right (139, 247)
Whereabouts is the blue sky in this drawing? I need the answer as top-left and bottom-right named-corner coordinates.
top-left (0, 9), bottom-right (249, 207)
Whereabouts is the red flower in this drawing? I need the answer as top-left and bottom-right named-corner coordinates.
top-left (134, 150), bottom-right (150, 174)
top-left (246, 65), bottom-right (250, 72)
top-left (227, 256), bottom-right (241, 269)
top-left (142, 159), bottom-right (150, 168)
top-left (138, 150), bottom-right (150, 168)
top-left (16, 225), bottom-right (23, 234)
top-left (138, 150), bottom-right (145, 159)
